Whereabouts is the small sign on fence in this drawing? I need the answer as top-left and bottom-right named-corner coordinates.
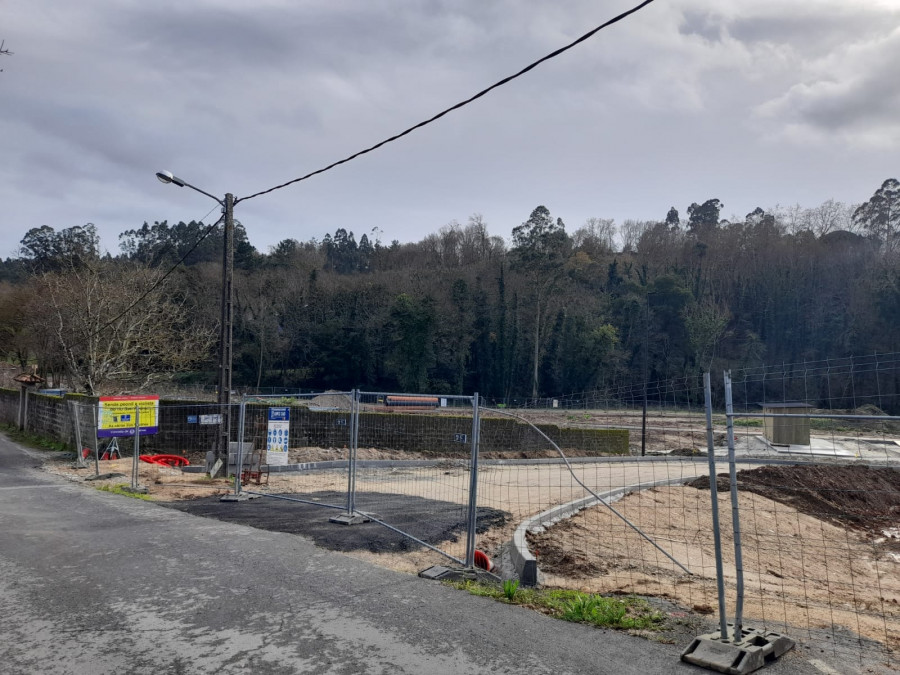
top-left (454, 433), bottom-right (468, 444)
top-left (199, 414), bottom-right (222, 425)
top-left (266, 407), bottom-right (290, 466)
top-left (98, 396), bottom-right (159, 438)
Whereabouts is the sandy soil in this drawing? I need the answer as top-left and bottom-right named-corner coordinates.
top-left (528, 480), bottom-right (900, 652)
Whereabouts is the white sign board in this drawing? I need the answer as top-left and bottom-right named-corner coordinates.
top-left (266, 407), bottom-right (290, 466)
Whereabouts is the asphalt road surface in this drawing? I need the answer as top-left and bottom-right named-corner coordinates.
top-left (0, 434), bottom-right (832, 674)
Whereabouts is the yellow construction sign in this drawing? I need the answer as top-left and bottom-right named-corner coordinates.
top-left (98, 395), bottom-right (160, 438)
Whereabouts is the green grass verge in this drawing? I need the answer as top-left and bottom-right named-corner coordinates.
top-left (733, 419), bottom-right (763, 427)
top-left (97, 484), bottom-right (154, 501)
top-left (0, 424), bottom-right (69, 453)
top-left (445, 580), bottom-right (664, 631)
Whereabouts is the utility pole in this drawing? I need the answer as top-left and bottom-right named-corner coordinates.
top-left (217, 193), bottom-right (235, 470)
top-left (157, 171), bottom-right (237, 476)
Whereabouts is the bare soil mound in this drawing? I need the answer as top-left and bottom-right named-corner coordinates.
top-left (687, 465), bottom-right (900, 545)
top-left (306, 392), bottom-right (352, 409)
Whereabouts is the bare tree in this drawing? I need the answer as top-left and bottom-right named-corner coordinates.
top-left (573, 217), bottom-right (617, 255)
top-left (806, 199), bottom-right (853, 237)
top-left (35, 260), bottom-right (215, 394)
top-left (619, 219), bottom-right (652, 253)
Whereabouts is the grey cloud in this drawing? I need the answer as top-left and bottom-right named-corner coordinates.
top-left (678, 11), bottom-right (725, 43)
top-left (785, 74), bottom-right (900, 133)
top-left (727, 12), bottom-right (888, 51)
top-left (756, 26), bottom-right (900, 139)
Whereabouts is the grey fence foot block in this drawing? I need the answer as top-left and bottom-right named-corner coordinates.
top-left (329, 512), bottom-right (371, 525)
top-left (418, 566), bottom-right (501, 583)
top-left (220, 494), bottom-right (250, 502)
top-left (681, 625), bottom-right (794, 675)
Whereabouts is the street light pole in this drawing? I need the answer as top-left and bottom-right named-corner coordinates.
top-left (156, 171), bottom-right (234, 474)
top-left (217, 193), bottom-right (235, 471)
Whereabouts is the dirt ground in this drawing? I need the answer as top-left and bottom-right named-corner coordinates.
top-left (688, 465), bottom-right (900, 552)
top-left (528, 466), bottom-right (900, 654)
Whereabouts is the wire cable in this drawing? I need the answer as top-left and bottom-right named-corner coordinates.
top-left (237, 0), bottom-right (657, 204)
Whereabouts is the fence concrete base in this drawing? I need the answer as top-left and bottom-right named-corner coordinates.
top-left (418, 565), bottom-right (500, 584)
top-left (681, 626), bottom-right (794, 674)
top-left (329, 512), bottom-right (371, 525)
top-left (220, 494), bottom-right (251, 502)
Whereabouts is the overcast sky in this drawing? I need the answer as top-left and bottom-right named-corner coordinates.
top-left (2, 0), bottom-right (898, 258)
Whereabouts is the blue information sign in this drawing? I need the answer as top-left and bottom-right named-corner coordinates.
top-left (268, 407), bottom-right (290, 422)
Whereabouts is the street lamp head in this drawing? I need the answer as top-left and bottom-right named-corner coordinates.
top-left (155, 170), bottom-right (185, 187)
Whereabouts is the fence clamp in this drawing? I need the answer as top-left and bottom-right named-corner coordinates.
top-left (681, 625), bottom-right (794, 674)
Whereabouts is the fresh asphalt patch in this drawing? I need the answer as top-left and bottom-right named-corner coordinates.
top-left (161, 491), bottom-right (510, 554)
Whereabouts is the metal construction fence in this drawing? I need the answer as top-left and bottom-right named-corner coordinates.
top-left (230, 391), bottom-right (482, 570)
top-left (715, 365), bottom-right (900, 668)
top-left (1, 357), bottom-right (899, 671)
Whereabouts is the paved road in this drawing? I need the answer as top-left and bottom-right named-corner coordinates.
top-left (0, 434), bottom-right (830, 674)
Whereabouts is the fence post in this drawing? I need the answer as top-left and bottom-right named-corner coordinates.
top-left (93, 404), bottom-right (100, 477)
top-left (330, 390), bottom-right (366, 524)
top-left (131, 405), bottom-right (141, 491)
top-left (349, 389), bottom-right (360, 516)
top-left (703, 372), bottom-right (729, 640)
top-left (342, 390), bottom-right (357, 517)
top-left (723, 370), bottom-right (746, 641)
top-left (231, 397), bottom-right (247, 498)
top-left (464, 393), bottom-right (481, 569)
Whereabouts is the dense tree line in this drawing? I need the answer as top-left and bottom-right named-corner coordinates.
top-left (1, 179), bottom-right (897, 399)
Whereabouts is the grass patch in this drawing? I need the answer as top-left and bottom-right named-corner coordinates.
top-left (1, 424), bottom-right (69, 453)
top-left (97, 484), bottom-right (154, 501)
top-left (503, 578), bottom-right (519, 600)
top-left (733, 419), bottom-right (763, 427)
top-left (809, 418), bottom-right (853, 432)
top-left (446, 580), bottom-right (663, 631)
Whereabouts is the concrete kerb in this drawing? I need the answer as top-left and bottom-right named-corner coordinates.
top-left (507, 476), bottom-right (701, 587)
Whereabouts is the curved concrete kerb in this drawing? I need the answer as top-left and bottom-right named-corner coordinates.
top-left (508, 476), bottom-right (700, 586)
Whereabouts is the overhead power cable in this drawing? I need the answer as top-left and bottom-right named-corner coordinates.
top-left (237, 0), bottom-right (657, 204)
